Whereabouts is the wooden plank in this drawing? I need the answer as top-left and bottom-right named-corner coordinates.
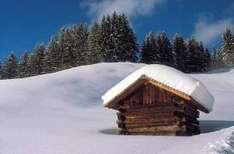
top-left (146, 79), bottom-right (191, 101)
top-left (120, 130), bottom-right (178, 136)
top-left (117, 121), bottom-right (182, 129)
top-left (118, 126), bottom-right (200, 136)
top-left (125, 125), bottom-right (185, 133)
top-left (116, 112), bottom-right (126, 121)
top-left (121, 105), bottom-right (184, 113)
top-left (117, 116), bottom-right (184, 124)
top-left (174, 111), bottom-right (199, 119)
top-left (190, 99), bottom-right (209, 113)
top-left (119, 126), bottom-right (200, 136)
top-left (105, 77), bottom-right (147, 109)
top-left (123, 113), bottom-right (177, 121)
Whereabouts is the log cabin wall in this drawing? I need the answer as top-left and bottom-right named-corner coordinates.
top-left (121, 83), bottom-right (182, 108)
top-left (117, 82), bottom-right (200, 136)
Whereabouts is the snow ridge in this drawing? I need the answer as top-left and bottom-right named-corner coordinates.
top-left (204, 127), bottom-right (234, 154)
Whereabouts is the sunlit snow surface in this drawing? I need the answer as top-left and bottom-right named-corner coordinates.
top-left (0, 63), bottom-right (233, 154)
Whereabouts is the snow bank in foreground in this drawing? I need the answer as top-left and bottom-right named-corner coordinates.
top-left (0, 62), bottom-right (233, 154)
top-left (204, 127), bottom-right (234, 154)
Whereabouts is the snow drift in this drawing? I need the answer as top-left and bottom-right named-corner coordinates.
top-left (0, 62), bottom-right (233, 154)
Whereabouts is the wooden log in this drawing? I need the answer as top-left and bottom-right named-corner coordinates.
top-left (119, 104), bottom-right (199, 116)
top-left (123, 111), bottom-right (177, 118)
top-left (118, 125), bottom-right (200, 136)
top-left (122, 106), bottom-right (184, 114)
top-left (184, 104), bottom-right (198, 113)
top-left (118, 116), bottom-right (184, 124)
top-left (118, 103), bottom-right (175, 110)
top-left (117, 122), bottom-right (126, 129)
top-left (119, 129), bottom-right (130, 135)
top-left (117, 121), bottom-right (181, 129)
top-left (122, 131), bottom-right (178, 136)
top-left (121, 113), bottom-right (176, 121)
top-left (174, 110), bottom-right (199, 119)
top-left (116, 112), bottom-right (126, 121)
top-left (181, 122), bottom-right (200, 134)
top-left (174, 103), bottom-right (199, 114)
top-left (117, 109), bottom-right (198, 123)
top-left (126, 125), bottom-right (184, 133)
top-left (118, 103), bottom-right (199, 114)
top-left (117, 112), bottom-right (197, 122)
top-left (118, 128), bottom-right (179, 136)
top-left (121, 129), bottom-right (200, 136)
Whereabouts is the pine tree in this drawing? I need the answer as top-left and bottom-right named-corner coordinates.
top-left (141, 32), bottom-right (158, 64)
top-left (184, 39), bottom-right (194, 72)
top-left (2, 52), bottom-right (18, 79)
top-left (99, 15), bottom-right (114, 62)
top-left (71, 24), bottom-right (89, 65)
top-left (184, 38), bottom-right (203, 72)
top-left (33, 43), bottom-right (46, 75)
top-left (198, 42), bottom-right (212, 72)
top-left (223, 28), bottom-right (232, 45)
top-left (156, 32), bottom-right (174, 66)
top-left (197, 42), bottom-right (206, 72)
top-left (98, 13), bottom-right (138, 62)
top-left (59, 27), bottom-right (75, 68)
top-left (202, 48), bottom-right (211, 71)
top-left (18, 52), bottom-right (29, 77)
top-left (212, 48), bottom-right (224, 68)
top-left (27, 53), bottom-right (36, 76)
top-left (114, 14), bottom-right (138, 62)
top-left (172, 34), bottom-right (186, 71)
top-left (44, 35), bottom-right (61, 72)
top-left (59, 28), bottom-right (69, 68)
top-left (220, 28), bottom-right (234, 66)
top-left (87, 22), bottom-right (104, 64)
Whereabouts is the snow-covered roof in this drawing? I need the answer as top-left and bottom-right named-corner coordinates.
top-left (102, 64), bottom-right (214, 113)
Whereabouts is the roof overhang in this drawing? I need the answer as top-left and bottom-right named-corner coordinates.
top-left (104, 75), bottom-right (209, 113)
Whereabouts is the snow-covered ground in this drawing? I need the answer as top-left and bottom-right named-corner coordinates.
top-left (0, 63), bottom-right (233, 154)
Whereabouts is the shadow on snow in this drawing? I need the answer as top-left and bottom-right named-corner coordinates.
top-left (100, 120), bottom-right (234, 136)
top-left (200, 120), bottom-right (234, 133)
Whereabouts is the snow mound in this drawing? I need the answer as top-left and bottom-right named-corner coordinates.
top-left (204, 126), bottom-right (234, 154)
top-left (102, 64), bottom-right (214, 112)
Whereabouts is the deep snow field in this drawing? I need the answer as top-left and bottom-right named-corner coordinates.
top-left (0, 63), bottom-right (233, 154)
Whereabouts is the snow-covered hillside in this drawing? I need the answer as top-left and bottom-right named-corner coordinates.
top-left (0, 63), bottom-right (233, 154)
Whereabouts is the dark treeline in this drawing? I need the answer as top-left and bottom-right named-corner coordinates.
top-left (141, 32), bottom-right (211, 72)
top-left (0, 12), bottom-right (213, 79)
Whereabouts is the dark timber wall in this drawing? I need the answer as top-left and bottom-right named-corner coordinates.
top-left (116, 82), bottom-right (200, 136)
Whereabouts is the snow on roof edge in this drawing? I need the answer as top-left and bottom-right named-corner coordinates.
top-left (102, 64), bottom-right (214, 113)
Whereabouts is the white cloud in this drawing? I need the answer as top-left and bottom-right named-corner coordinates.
top-left (193, 17), bottom-right (234, 45)
top-left (83, 0), bottom-right (166, 20)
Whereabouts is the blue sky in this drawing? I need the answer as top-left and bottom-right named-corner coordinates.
top-left (0, 0), bottom-right (233, 59)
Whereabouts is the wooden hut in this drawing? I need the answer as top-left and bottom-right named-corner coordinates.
top-left (102, 65), bottom-right (214, 136)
